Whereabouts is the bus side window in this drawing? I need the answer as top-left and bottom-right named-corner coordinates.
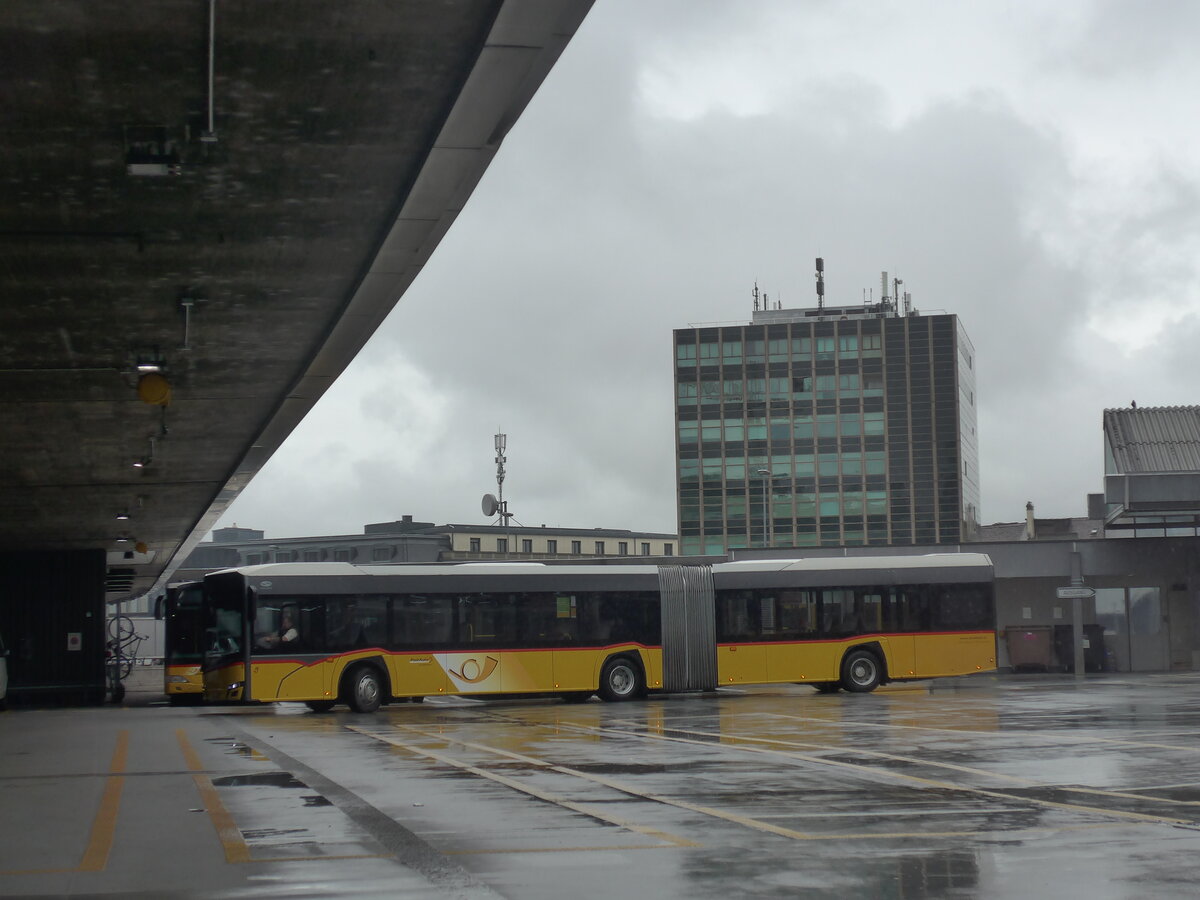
top-left (716, 590), bottom-right (759, 641)
top-left (932, 585), bottom-right (991, 630)
top-left (515, 592), bottom-right (571, 644)
top-left (895, 587), bottom-right (931, 632)
top-left (858, 591), bottom-right (884, 633)
top-left (392, 595), bottom-right (453, 648)
top-left (777, 591), bottom-right (817, 639)
top-left (325, 596), bottom-right (386, 651)
top-left (459, 594), bottom-right (518, 646)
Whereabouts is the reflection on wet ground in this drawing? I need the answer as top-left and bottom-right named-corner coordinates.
top-left (210, 675), bottom-right (1200, 898)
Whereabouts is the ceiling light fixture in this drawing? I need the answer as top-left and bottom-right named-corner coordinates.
top-left (116, 511), bottom-right (130, 521)
top-left (132, 435), bottom-right (157, 469)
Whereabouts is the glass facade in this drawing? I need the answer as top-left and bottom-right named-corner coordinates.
top-left (674, 310), bottom-right (979, 555)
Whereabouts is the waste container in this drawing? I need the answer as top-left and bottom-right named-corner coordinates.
top-left (1053, 624), bottom-right (1104, 673)
top-left (1005, 626), bottom-right (1053, 672)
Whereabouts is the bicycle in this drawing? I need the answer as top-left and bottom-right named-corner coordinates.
top-left (106, 614), bottom-right (148, 701)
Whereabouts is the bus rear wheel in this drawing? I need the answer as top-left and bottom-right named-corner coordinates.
top-left (840, 649), bottom-right (882, 693)
top-left (345, 666), bottom-right (383, 713)
top-left (598, 657), bottom-right (643, 702)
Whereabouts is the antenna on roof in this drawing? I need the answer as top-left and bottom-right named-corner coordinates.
top-left (483, 431), bottom-right (514, 528)
top-left (815, 257), bottom-right (824, 310)
top-left (752, 281), bottom-right (760, 312)
top-left (880, 271), bottom-right (889, 311)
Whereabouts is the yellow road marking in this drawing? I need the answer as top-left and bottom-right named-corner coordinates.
top-left (562, 720), bottom-right (1198, 829)
top-left (359, 724), bottom-right (1158, 843)
top-left (177, 729), bottom-right (250, 863)
top-left (446, 844), bottom-right (720, 855)
top-left (176, 728), bottom-right (204, 771)
top-left (345, 725), bottom-right (697, 848)
top-left (177, 729), bottom-right (388, 864)
top-left (768, 711), bottom-right (1200, 753)
top-left (78, 730), bottom-right (129, 872)
top-left (191, 774), bottom-right (253, 863)
top-left (733, 715), bottom-right (1200, 808)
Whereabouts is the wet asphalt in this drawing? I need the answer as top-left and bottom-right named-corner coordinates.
top-left (5, 673), bottom-right (1200, 898)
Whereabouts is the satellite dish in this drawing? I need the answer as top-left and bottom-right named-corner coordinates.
top-left (482, 493), bottom-right (499, 517)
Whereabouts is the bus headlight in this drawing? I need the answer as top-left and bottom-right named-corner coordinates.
top-left (227, 682), bottom-right (244, 693)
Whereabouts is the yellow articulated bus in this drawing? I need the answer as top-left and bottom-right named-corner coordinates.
top-left (201, 554), bottom-right (995, 712)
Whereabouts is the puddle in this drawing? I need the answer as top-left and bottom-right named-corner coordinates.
top-left (212, 771), bottom-right (307, 789)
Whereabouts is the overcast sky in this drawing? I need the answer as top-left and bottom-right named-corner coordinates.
top-left (211, 0), bottom-right (1200, 540)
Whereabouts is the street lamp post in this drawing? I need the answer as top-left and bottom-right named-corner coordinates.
top-left (756, 468), bottom-right (771, 548)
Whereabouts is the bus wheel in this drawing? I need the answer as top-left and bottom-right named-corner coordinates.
top-left (306, 700), bottom-right (335, 713)
top-left (840, 649), bottom-right (882, 693)
top-left (345, 667), bottom-right (383, 713)
top-left (598, 657), bottom-right (642, 702)
top-left (812, 682), bottom-right (840, 694)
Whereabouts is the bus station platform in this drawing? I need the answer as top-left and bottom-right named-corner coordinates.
top-left (0, 677), bottom-right (489, 899)
top-left (7, 670), bottom-right (1200, 899)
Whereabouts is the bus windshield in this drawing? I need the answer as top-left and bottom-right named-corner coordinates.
top-left (165, 583), bottom-right (205, 665)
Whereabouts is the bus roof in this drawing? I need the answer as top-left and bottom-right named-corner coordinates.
top-left (716, 553), bottom-right (993, 574)
top-left (210, 554), bottom-right (991, 581)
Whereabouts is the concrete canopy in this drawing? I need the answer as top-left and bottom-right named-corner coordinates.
top-left (0, 0), bottom-right (591, 601)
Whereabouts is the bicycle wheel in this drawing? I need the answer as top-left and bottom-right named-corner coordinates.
top-left (107, 615), bottom-right (135, 644)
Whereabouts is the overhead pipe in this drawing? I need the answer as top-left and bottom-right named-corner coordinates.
top-left (202, 0), bottom-right (218, 143)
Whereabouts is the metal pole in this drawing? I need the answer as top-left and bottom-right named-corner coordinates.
top-left (1071, 548), bottom-right (1086, 678)
top-left (757, 469), bottom-right (770, 548)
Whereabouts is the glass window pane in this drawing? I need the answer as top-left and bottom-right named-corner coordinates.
top-left (392, 594), bottom-right (454, 648)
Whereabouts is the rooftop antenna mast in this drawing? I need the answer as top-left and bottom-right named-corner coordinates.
top-left (815, 257), bottom-right (825, 311)
top-left (752, 282), bottom-right (760, 312)
top-left (481, 431), bottom-right (513, 527)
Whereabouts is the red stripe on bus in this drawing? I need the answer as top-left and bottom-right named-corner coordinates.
top-left (717, 629), bottom-right (996, 648)
top-left (251, 642), bottom-right (661, 667)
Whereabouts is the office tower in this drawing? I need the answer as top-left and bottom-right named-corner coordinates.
top-left (674, 279), bottom-right (978, 554)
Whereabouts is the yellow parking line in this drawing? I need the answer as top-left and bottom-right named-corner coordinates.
top-left (177, 729), bottom-right (251, 863)
top-left (446, 844), bottom-right (704, 855)
top-left (346, 725), bottom-right (697, 848)
top-left (569, 721), bottom-right (1197, 829)
top-left (176, 729), bottom-right (388, 864)
top-left (176, 728), bottom-right (204, 771)
top-left (78, 730), bottom-right (129, 872)
top-left (373, 725), bottom-right (1161, 844)
top-left (769, 711), bottom-right (1200, 753)
top-left (659, 719), bottom-right (1200, 809)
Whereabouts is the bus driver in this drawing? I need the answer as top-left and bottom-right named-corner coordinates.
top-left (258, 610), bottom-right (299, 649)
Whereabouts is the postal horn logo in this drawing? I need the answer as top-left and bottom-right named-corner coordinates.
top-left (448, 656), bottom-right (498, 684)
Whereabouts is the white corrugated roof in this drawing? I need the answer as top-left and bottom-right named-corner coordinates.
top-left (1104, 406), bottom-right (1200, 473)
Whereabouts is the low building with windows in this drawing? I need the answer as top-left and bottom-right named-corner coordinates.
top-left (171, 516), bottom-right (677, 582)
top-left (435, 523), bottom-right (676, 560)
